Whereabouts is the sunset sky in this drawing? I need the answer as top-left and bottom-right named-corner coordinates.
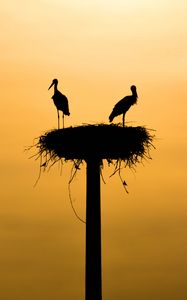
top-left (1, 1), bottom-right (187, 299)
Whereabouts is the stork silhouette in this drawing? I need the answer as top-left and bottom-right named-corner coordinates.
top-left (48, 79), bottom-right (70, 129)
top-left (109, 85), bottom-right (138, 127)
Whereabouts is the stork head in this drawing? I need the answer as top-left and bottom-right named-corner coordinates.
top-left (48, 78), bottom-right (58, 90)
top-left (130, 85), bottom-right (136, 92)
top-left (131, 85), bottom-right (138, 97)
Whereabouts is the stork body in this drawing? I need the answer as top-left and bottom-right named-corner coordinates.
top-left (48, 79), bottom-right (70, 129)
top-left (109, 85), bottom-right (138, 127)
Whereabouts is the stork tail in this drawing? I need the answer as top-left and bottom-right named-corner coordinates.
top-left (109, 112), bottom-right (114, 123)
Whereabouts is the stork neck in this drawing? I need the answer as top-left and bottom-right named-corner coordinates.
top-left (132, 90), bottom-right (138, 98)
top-left (54, 83), bottom-right (58, 92)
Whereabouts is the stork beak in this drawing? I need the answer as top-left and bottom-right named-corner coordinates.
top-left (48, 82), bottom-right (54, 90)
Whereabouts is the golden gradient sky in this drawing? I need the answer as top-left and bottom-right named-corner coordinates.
top-left (1, 1), bottom-right (187, 299)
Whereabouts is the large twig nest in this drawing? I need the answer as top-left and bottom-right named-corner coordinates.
top-left (31, 124), bottom-right (155, 169)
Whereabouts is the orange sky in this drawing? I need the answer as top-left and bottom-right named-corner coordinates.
top-left (1, 1), bottom-right (187, 299)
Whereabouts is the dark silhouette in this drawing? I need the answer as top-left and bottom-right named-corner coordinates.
top-left (109, 85), bottom-right (138, 127)
top-left (86, 158), bottom-right (102, 300)
top-left (30, 124), bottom-right (155, 300)
top-left (48, 79), bottom-right (70, 129)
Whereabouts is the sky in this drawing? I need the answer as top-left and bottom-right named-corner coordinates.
top-left (1, 1), bottom-right (187, 299)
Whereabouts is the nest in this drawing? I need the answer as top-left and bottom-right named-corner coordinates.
top-left (30, 124), bottom-right (155, 169)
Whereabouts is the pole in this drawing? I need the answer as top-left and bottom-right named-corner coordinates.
top-left (86, 158), bottom-right (102, 300)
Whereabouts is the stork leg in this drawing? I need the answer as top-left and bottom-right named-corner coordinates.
top-left (57, 110), bottom-right (60, 129)
top-left (62, 113), bottom-right (64, 129)
top-left (122, 113), bottom-right (125, 127)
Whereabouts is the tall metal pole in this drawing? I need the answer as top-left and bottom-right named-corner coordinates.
top-left (86, 158), bottom-right (102, 300)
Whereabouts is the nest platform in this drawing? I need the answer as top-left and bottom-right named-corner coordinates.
top-left (35, 124), bottom-right (154, 168)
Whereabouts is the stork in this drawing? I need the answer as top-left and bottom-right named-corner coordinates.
top-left (48, 79), bottom-right (70, 129)
top-left (109, 85), bottom-right (138, 127)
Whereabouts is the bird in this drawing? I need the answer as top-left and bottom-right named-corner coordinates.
top-left (48, 78), bottom-right (70, 129)
top-left (109, 85), bottom-right (138, 127)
